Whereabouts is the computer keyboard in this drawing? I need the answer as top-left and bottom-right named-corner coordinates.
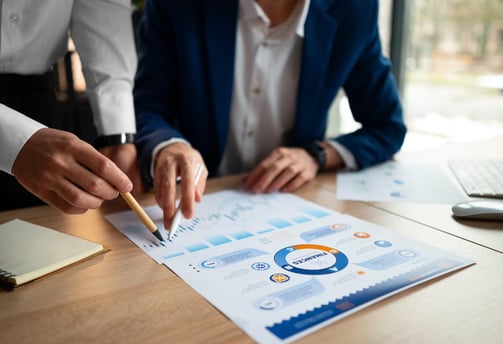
top-left (448, 160), bottom-right (503, 199)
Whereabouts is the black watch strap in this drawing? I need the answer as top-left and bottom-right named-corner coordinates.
top-left (303, 141), bottom-right (327, 174)
top-left (93, 133), bottom-right (135, 149)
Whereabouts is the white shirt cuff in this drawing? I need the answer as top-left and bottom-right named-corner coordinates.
top-left (0, 104), bottom-right (46, 174)
top-left (326, 140), bottom-right (358, 170)
top-left (150, 138), bottom-right (192, 179)
top-left (87, 80), bottom-right (136, 135)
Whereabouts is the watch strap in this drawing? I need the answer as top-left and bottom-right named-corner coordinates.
top-left (93, 133), bottom-right (136, 149)
top-left (303, 141), bottom-right (327, 174)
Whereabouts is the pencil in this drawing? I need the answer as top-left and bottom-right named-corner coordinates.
top-left (168, 163), bottom-right (204, 240)
top-left (120, 192), bottom-right (164, 241)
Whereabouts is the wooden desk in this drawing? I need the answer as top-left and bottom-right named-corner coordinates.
top-left (1, 175), bottom-right (502, 344)
top-left (315, 135), bottom-right (503, 253)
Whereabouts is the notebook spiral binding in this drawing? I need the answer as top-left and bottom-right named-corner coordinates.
top-left (0, 268), bottom-right (16, 279)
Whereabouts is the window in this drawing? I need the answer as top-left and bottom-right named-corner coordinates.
top-left (404, 0), bottom-right (503, 147)
top-left (328, 0), bottom-right (503, 151)
top-left (326, 0), bottom-right (394, 139)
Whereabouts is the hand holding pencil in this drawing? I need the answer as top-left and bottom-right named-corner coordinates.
top-left (120, 192), bottom-right (164, 241)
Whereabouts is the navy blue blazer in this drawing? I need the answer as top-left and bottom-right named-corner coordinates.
top-left (134, 0), bottom-right (406, 185)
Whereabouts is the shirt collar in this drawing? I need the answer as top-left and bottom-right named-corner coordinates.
top-left (296, 0), bottom-right (310, 38)
top-left (239, 0), bottom-right (310, 38)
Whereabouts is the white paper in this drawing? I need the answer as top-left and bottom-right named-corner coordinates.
top-left (106, 190), bottom-right (473, 343)
top-left (336, 161), bottom-right (465, 203)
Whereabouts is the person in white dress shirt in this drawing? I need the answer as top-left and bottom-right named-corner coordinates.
top-left (0, 0), bottom-right (142, 213)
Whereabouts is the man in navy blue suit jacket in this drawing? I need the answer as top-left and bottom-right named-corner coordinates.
top-left (134, 0), bottom-right (406, 228)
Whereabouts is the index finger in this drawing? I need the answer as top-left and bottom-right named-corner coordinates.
top-left (180, 163), bottom-right (204, 218)
top-left (75, 143), bottom-right (133, 193)
top-left (244, 152), bottom-right (286, 193)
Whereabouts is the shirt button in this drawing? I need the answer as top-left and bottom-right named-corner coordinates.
top-left (246, 130), bottom-right (254, 137)
top-left (252, 87), bottom-right (261, 95)
top-left (9, 13), bottom-right (19, 23)
top-left (262, 41), bottom-right (268, 47)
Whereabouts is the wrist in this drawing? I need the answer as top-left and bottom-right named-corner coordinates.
top-left (320, 141), bottom-right (346, 170)
top-left (302, 141), bottom-right (327, 174)
top-left (93, 133), bottom-right (135, 149)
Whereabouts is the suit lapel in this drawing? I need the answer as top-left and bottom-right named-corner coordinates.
top-left (202, 1), bottom-right (239, 152)
top-left (293, 0), bottom-right (339, 144)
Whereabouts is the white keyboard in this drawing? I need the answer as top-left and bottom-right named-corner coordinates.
top-left (448, 160), bottom-right (503, 199)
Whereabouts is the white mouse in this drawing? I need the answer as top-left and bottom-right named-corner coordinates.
top-left (452, 200), bottom-right (503, 221)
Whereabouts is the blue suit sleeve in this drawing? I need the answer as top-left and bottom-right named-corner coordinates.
top-left (334, 1), bottom-right (406, 169)
top-left (134, 0), bottom-right (185, 186)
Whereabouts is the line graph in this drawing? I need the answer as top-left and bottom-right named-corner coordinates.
top-left (106, 190), bottom-right (331, 263)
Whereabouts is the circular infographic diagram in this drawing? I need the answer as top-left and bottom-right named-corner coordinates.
top-left (274, 244), bottom-right (348, 275)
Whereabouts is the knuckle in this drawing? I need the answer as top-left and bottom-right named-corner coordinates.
top-left (284, 164), bottom-right (297, 174)
top-left (154, 193), bottom-right (165, 208)
top-left (44, 153), bottom-right (65, 171)
top-left (93, 157), bottom-right (112, 175)
top-left (65, 189), bottom-right (83, 206)
top-left (85, 179), bottom-right (102, 195)
top-left (65, 135), bottom-right (80, 148)
top-left (275, 147), bottom-right (288, 157)
top-left (66, 189), bottom-right (102, 209)
top-left (299, 170), bottom-right (312, 181)
top-left (256, 160), bottom-right (269, 171)
top-left (269, 163), bottom-right (282, 173)
top-left (159, 176), bottom-right (172, 191)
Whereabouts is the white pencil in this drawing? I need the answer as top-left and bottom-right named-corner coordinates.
top-left (168, 163), bottom-right (204, 240)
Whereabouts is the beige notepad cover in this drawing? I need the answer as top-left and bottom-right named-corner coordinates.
top-left (0, 219), bottom-right (106, 288)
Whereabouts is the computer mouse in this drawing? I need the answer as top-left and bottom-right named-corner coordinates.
top-left (452, 200), bottom-right (503, 221)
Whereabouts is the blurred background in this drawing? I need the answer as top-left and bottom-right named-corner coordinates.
top-left (332, 0), bottom-right (503, 151)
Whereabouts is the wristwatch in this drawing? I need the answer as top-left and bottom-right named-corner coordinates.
top-left (303, 141), bottom-right (327, 174)
top-left (93, 133), bottom-right (136, 149)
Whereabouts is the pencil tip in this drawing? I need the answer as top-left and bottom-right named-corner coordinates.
top-left (152, 229), bottom-right (164, 241)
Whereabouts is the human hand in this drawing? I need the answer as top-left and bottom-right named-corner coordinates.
top-left (11, 128), bottom-right (133, 214)
top-left (99, 143), bottom-right (144, 197)
top-left (243, 146), bottom-right (318, 193)
top-left (153, 142), bottom-right (208, 229)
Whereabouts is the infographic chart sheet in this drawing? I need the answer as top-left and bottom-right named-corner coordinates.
top-left (336, 161), bottom-right (465, 203)
top-left (106, 190), bottom-right (473, 343)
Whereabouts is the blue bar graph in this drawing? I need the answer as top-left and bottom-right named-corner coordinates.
top-left (163, 252), bottom-right (184, 259)
top-left (267, 218), bottom-right (292, 229)
top-left (291, 216), bottom-right (311, 224)
top-left (186, 243), bottom-right (210, 252)
top-left (257, 228), bottom-right (275, 234)
top-left (301, 207), bottom-right (330, 218)
top-left (231, 231), bottom-right (254, 240)
top-left (206, 235), bottom-right (232, 246)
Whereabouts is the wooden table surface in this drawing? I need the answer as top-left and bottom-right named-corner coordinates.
top-left (1, 172), bottom-right (502, 344)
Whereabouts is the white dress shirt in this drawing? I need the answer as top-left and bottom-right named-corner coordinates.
top-left (0, 0), bottom-right (137, 174)
top-left (217, 0), bottom-right (355, 175)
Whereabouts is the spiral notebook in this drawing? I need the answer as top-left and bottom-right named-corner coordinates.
top-left (0, 219), bottom-right (107, 289)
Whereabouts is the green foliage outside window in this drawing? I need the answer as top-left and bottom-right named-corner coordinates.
top-left (132, 0), bottom-right (145, 10)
